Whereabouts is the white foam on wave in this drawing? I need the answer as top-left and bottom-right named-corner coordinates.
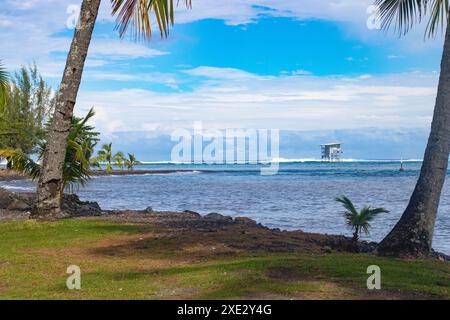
top-left (0, 185), bottom-right (35, 191)
top-left (150, 170), bottom-right (202, 176)
top-left (135, 158), bottom-right (424, 164)
top-left (269, 158), bottom-right (423, 163)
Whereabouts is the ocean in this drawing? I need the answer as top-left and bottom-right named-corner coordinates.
top-left (1, 160), bottom-right (449, 254)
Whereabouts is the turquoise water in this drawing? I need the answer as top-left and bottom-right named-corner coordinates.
top-left (1, 161), bottom-right (449, 254)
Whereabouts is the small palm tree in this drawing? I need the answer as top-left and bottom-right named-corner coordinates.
top-left (336, 196), bottom-right (389, 243)
top-left (124, 153), bottom-right (141, 171)
top-left (93, 143), bottom-right (126, 172)
top-left (0, 61), bottom-right (8, 109)
top-left (113, 151), bottom-right (125, 170)
top-left (0, 108), bottom-right (99, 193)
top-left (95, 143), bottom-right (113, 173)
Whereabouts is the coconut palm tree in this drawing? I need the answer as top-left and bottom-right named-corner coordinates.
top-left (93, 143), bottom-right (126, 172)
top-left (0, 61), bottom-right (8, 109)
top-left (0, 108), bottom-right (99, 193)
top-left (124, 153), bottom-right (141, 171)
top-left (35, 0), bottom-right (192, 218)
top-left (113, 151), bottom-right (125, 170)
top-left (374, 0), bottom-right (450, 257)
top-left (95, 143), bottom-right (114, 173)
top-left (336, 196), bottom-right (389, 244)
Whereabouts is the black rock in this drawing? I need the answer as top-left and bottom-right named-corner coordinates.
top-left (7, 199), bottom-right (32, 211)
top-left (322, 246), bottom-right (333, 253)
top-left (0, 188), bottom-right (14, 209)
top-left (183, 210), bottom-right (202, 218)
top-left (0, 188), bottom-right (33, 211)
top-left (234, 216), bottom-right (257, 225)
top-left (204, 213), bottom-right (233, 222)
top-left (61, 194), bottom-right (102, 217)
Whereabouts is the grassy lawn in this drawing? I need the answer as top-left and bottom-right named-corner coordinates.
top-left (0, 219), bottom-right (448, 300)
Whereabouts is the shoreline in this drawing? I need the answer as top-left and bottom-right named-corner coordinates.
top-left (0, 169), bottom-right (209, 181)
top-left (91, 169), bottom-right (209, 176)
top-left (0, 187), bottom-right (448, 261)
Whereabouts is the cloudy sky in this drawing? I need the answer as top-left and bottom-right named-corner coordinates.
top-left (0, 0), bottom-right (445, 160)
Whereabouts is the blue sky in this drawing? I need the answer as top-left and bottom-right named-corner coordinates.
top-left (0, 0), bottom-right (446, 159)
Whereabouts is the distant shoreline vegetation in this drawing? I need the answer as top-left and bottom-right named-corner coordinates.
top-left (68, 159), bottom-right (427, 165)
top-left (0, 159), bottom-right (427, 166)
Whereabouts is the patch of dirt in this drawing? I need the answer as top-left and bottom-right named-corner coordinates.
top-left (246, 282), bottom-right (349, 300)
top-left (86, 211), bottom-right (363, 262)
top-left (246, 282), bottom-right (444, 300)
top-left (348, 287), bottom-right (445, 300)
top-left (150, 287), bottom-right (198, 299)
top-left (266, 267), bottom-right (306, 282)
top-left (0, 210), bottom-right (30, 221)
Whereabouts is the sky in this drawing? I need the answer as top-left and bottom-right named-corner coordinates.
top-left (0, 0), bottom-right (446, 160)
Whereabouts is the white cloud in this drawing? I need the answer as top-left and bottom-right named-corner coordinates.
top-left (0, 0), bottom-right (443, 79)
top-left (85, 71), bottom-right (179, 89)
top-left (173, 0), bottom-right (373, 26)
top-left (0, 0), bottom-right (167, 78)
top-left (183, 66), bottom-right (268, 80)
top-left (87, 40), bottom-right (168, 59)
top-left (75, 67), bottom-right (438, 135)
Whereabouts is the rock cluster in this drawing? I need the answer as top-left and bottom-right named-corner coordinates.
top-left (0, 188), bottom-right (101, 217)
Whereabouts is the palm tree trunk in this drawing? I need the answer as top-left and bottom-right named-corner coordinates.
top-left (352, 230), bottom-right (358, 243)
top-left (378, 23), bottom-right (450, 257)
top-left (6, 158), bottom-right (12, 170)
top-left (32, 0), bottom-right (101, 218)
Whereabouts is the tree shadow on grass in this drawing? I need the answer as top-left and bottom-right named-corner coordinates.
top-left (88, 225), bottom-right (324, 262)
top-left (81, 223), bottom-right (151, 235)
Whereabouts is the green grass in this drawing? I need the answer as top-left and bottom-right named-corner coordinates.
top-left (0, 219), bottom-right (448, 299)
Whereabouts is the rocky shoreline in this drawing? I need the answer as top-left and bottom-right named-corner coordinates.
top-left (0, 187), bottom-right (448, 261)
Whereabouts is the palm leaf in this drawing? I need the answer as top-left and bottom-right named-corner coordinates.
top-left (426, 0), bottom-right (449, 36)
top-left (368, 207), bottom-right (390, 216)
top-left (0, 61), bottom-right (9, 109)
top-left (375, 0), bottom-right (450, 37)
top-left (111, 0), bottom-right (192, 40)
top-left (336, 196), bottom-right (359, 216)
top-left (0, 149), bottom-right (41, 179)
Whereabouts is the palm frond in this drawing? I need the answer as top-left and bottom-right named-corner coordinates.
top-left (0, 61), bottom-right (9, 109)
top-left (335, 196), bottom-right (359, 216)
top-left (375, 0), bottom-right (449, 37)
top-left (361, 223), bottom-right (372, 235)
top-left (426, 0), bottom-right (449, 37)
top-left (0, 149), bottom-right (41, 179)
top-left (368, 207), bottom-right (390, 215)
top-left (375, 0), bottom-right (427, 35)
top-left (111, 0), bottom-right (192, 40)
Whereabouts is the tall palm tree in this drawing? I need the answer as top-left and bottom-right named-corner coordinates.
top-left (375, 0), bottom-right (450, 257)
top-left (0, 61), bottom-right (8, 109)
top-left (35, 0), bottom-right (192, 218)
